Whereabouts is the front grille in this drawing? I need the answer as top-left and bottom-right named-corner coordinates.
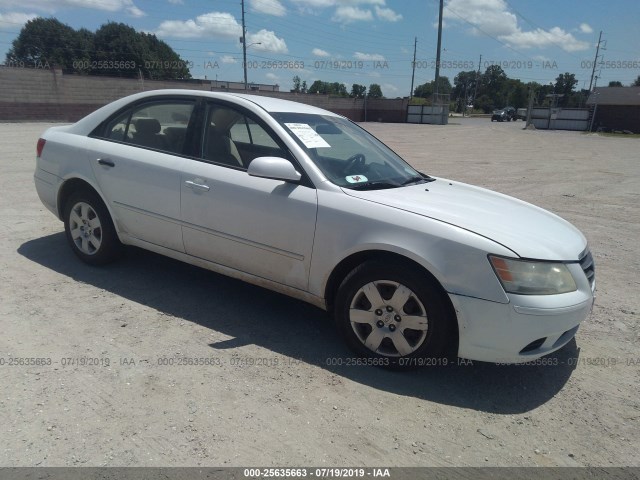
top-left (579, 247), bottom-right (595, 289)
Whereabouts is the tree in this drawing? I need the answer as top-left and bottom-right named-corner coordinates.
top-left (6, 18), bottom-right (79, 70)
top-left (608, 81), bottom-right (623, 87)
top-left (308, 80), bottom-right (348, 96)
top-left (93, 22), bottom-right (190, 79)
top-left (6, 17), bottom-right (191, 79)
top-left (553, 72), bottom-right (578, 106)
top-left (350, 84), bottom-right (366, 98)
top-left (506, 79), bottom-right (528, 108)
top-left (301, 80), bottom-right (307, 93)
top-left (368, 84), bottom-right (383, 98)
top-left (413, 76), bottom-right (451, 99)
top-left (452, 70), bottom-right (477, 109)
top-left (291, 75), bottom-right (302, 93)
top-left (413, 81), bottom-right (434, 99)
top-left (634, 76), bottom-right (640, 87)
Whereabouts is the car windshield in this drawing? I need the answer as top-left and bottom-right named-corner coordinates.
top-left (273, 112), bottom-right (425, 189)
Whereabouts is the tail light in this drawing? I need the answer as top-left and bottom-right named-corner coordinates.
top-left (36, 138), bottom-right (46, 158)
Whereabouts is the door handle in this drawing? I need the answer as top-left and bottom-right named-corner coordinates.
top-left (185, 180), bottom-right (210, 191)
top-left (97, 158), bottom-right (115, 167)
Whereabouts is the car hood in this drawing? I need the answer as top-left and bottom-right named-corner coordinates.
top-left (342, 178), bottom-right (586, 260)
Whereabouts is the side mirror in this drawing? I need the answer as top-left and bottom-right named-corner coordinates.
top-left (247, 157), bottom-right (302, 183)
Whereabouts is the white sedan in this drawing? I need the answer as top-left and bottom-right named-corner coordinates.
top-left (34, 90), bottom-right (595, 366)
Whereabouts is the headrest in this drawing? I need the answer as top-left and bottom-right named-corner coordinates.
top-left (135, 118), bottom-right (161, 134)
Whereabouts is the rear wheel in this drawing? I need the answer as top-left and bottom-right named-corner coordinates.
top-left (63, 190), bottom-right (122, 265)
top-left (334, 260), bottom-right (455, 368)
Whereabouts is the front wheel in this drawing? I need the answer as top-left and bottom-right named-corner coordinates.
top-left (334, 261), bottom-right (455, 367)
top-left (63, 190), bottom-right (122, 265)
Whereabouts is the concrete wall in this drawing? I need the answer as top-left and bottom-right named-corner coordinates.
top-left (0, 67), bottom-right (408, 122)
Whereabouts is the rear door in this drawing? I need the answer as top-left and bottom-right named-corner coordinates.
top-left (87, 98), bottom-right (196, 252)
top-left (180, 101), bottom-right (318, 290)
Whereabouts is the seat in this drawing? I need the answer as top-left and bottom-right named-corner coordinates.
top-left (204, 128), bottom-right (243, 167)
top-left (130, 118), bottom-right (166, 150)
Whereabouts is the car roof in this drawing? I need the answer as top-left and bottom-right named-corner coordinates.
top-left (136, 89), bottom-right (338, 115)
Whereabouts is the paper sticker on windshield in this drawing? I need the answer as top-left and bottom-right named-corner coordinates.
top-left (346, 175), bottom-right (368, 184)
top-left (285, 123), bottom-right (331, 149)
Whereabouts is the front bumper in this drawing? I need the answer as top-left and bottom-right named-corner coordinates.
top-left (450, 275), bottom-right (594, 363)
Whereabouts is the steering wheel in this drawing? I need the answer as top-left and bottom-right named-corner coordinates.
top-left (344, 153), bottom-right (366, 175)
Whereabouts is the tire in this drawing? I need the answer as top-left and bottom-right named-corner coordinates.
top-left (334, 260), bottom-right (456, 368)
top-left (63, 189), bottom-right (122, 265)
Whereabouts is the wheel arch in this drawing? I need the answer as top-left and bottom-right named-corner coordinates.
top-left (57, 177), bottom-right (115, 229)
top-left (324, 249), bottom-right (459, 351)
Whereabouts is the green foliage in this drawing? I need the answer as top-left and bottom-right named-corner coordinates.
top-left (368, 84), bottom-right (383, 98)
top-left (350, 84), bottom-right (366, 98)
top-left (308, 80), bottom-right (348, 96)
top-left (6, 17), bottom-right (191, 79)
top-left (553, 72), bottom-right (578, 106)
top-left (6, 18), bottom-right (79, 70)
top-left (608, 81), bottom-right (623, 87)
top-left (414, 76), bottom-right (451, 98)
top-left (634, 76), bottom-right (640, 87)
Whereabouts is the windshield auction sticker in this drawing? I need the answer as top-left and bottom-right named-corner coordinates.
top-left (345, 175), bottom-right (368, 183)
top-left (285, 123), bottom-right (331, 148)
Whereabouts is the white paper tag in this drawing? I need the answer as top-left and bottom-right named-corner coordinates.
top-left (345, 175), bottom-right (368, 184)
top-left (285, 123), bottom-right (331, 149)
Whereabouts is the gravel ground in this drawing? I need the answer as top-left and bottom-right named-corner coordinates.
top-left (0, 118), bottom-right (638, 467)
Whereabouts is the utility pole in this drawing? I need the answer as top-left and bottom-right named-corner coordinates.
top-left (472, 54), bottom-right (481, 107)
top-left (589, 76), bottom-right (600, 132)
top-left (434, 0), bottom-right (444, 96)
top-left (241, 0), bottom-right (248, 90)
top-left (410, 37), bottom-right (417, 99)
top-left (525, 84), bottom-right (535, 128)
top-left (588, 31), bottom-right (603, 92)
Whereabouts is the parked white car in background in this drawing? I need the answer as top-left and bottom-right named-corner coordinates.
top-left (34, 90), bottom-right (595, 366)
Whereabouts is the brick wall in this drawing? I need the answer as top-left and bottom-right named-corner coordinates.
top-left (0, 67), bottom-right (408, 122)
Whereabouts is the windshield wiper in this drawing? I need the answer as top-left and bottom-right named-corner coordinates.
top-left (401, 174), bottom-right (436, 186)
top-left (348, 181), bottom-right (400, 191)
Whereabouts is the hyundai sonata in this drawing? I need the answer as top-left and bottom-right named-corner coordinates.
top-left (34, 90), bottom-right (595, 366)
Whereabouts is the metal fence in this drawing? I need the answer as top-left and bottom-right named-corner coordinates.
top-left (530, 107), bottom-right (589, 131)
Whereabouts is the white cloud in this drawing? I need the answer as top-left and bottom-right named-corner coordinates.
top-left (0, 11), bottom-right (37, 28)
top-left (250, 0), bottom-right (286, 16)
top-left (155, 12), bottom-right (287, 52)
top-left (374, 5), bottom-right (401, 22)
top-left (126, 5), bottom-right (145, 17)
top-left (312, 48), bottom-right (330, 57)
top-left (156, 12), bottom-right (242, 39)
top-left (291, 0), bottom-right (384, 7)
top-left (332, 5), bottom-right (373, 23)
top-left (266, 72), bottom-right (279, 80)
top-left (579, 23), bottom-right (593, 34)
top-left (501, 27), bottom-right (589, 52)
top-left (354, 51), bottom-right (385, 61)
top-left (533, 55), bottom-right (550, 62)
top-left (247, 29), bottom-right (288, 53)
top-left (220, 55), bottom-right (238, 64)
top-left (444, 0), bottom-right (589, 52)
top-left (0, 0), bottom-right (145, 15)
top-left (382, 82), bottom-right (398, 94)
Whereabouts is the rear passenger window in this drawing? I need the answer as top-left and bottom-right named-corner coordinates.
top-left (102, 101), bottom-right (194, 154)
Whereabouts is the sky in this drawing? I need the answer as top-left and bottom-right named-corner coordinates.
top-left (0, 0), bottom-right (639, 97)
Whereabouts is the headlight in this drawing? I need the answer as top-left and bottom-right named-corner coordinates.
top-left (488, 255), bottom-right (577, 295)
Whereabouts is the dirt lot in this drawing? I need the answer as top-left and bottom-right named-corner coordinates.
top-left (0, 118), bottom-right (638, 468)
